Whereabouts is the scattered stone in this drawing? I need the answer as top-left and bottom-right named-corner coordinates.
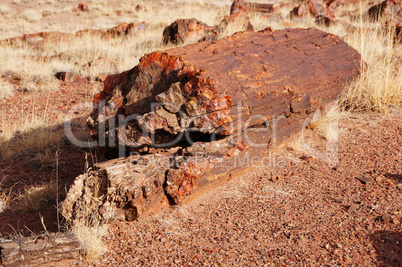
top-left (135, 4), bottom-right (142, 12)
top-left (103, 22), bottom-right (149, 38)
top-left (334, 197), bottom-right (345, 203)
top-left (73, 3), bottom-right (89, 12)
top-left (300, 155), bottom-right (316, 162)
top-left (380, 214), bottom-right (394, 222)
top-left (290, 0), bottom-right (344, 25)
top-left (1, 22), bottom-right (148, 48)
top-left (55, 71), bottom-right (72, 82)
top-left (290, 0), bottom-right (331, 18)
top-left (162, 18), bottom-right (218, 44)
top-left (355, 176), bottom-right (373, 184)
top-left (348, 203), bottom-right (360, 212)
top-left (375, 175), bottom-right (384, 182)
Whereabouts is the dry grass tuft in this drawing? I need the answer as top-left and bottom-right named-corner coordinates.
top-left (71, 219), bottom-right (108, 260)
top-left (0, 177), bottom-right (13, 213)
top-left (0, 80), bottom-right (15, 99)
top-left (20, 9), bottom-right (43, 23)
top-left (18, 182), bottom-right (58, 212)
top-left (340, 24), bottom-right (402, 112)
top-left (0, 5), bottom-right (11, 15)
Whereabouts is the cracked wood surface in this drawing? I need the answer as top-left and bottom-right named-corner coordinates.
top-left (0, 233), bottom-right (81, 266)
top-left (62, 28), bottom-right (361, 223)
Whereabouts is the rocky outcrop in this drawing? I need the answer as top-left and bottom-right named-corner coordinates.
top-left (62, 28), bottom-right (361, 223)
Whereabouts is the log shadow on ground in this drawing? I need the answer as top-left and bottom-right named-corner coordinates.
top-left (371, 230), bottom-right (402, 266)
top-left (0, 116), bottom-right (103, 238)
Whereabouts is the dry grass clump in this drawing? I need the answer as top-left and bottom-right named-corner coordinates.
top-left (340, 24), bottom-right (402, 112)
top-left (18, 182), bottom-right (58, 212)
top-left (0, 5), bottom-right (11, 15)
top-left (71, 218), bottom-right (109, 260)
top-left (20, 9), bottom-right (43, 23)
top-left (0, 177), bottom-right (13, 214)
top-left (0, 80), bottom-right (15, 99)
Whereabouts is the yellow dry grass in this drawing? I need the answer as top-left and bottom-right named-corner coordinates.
top-left (71, 219), bottom-right (109, 260)
top-left (18, 182), bottom-right (58, 212)
top-left (0, 0), bottom-right (401, 260)
top-left (0, 176), bottom-right (12, 214)
top-left (341, 24), bottom-right (402, 112)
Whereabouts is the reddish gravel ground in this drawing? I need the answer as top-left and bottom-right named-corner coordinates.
top-left (0, 77), bottom-right (401, 267)
top-left (79, 112), bottom-right (401, 266)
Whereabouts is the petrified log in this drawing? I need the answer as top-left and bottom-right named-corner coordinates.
top-left (162, 19), bottom-right (219, 44)
top-left (62, 28), bottom-right (361, 223)
top-left (290, 0), bottom-right (340, 22)
top-left (0, 22), bottom-right (148, 47)
top-left (0, 233), bottom-right (81, 266)
top-left (230, 0), bottom-right (275, 15)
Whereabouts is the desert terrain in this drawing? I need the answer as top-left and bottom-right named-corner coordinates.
top-left (0, 0), bottom-right (401, 266)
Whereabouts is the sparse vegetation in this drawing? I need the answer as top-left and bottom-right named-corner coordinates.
top-left (18, 182), bottom-right (58, 212)
top-left (71, 217), bottom-right (108, 260)
top-left (0, 177), bottom-right (12, 214)
top-left (0, 0), bottom-right (401, 264)
top-left (341, 24), bottom-right (402, 112)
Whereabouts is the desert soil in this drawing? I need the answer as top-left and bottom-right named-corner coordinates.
top-left (2, 83), bottom-right (401, 266)
top-left (85, 112), bottom-right (401, 266)
top-left (0, 0), bottom-right (401, 266)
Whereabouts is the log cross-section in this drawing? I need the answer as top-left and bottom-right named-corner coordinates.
top-left (62, 28), bottom-right (361, 223)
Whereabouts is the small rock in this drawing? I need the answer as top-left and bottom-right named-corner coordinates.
top-left (348, 203), bottom-right (360, 212)
top-left (55, 72), bottom-right (71, 82)
top-left (334, 197), bottom-right (345, 203)
top-left (381, 214), bottom-right (394, 223)
top-left (356, 176), bottom-right (373, 185)
top-left (375, 176), bottom-right (383, 182)
top-left (96, 74), bottom-right (108, 82)
top-left (135, 4), bottom-right (142, 11)
top-left (73, 3), bottom-right (89, 12)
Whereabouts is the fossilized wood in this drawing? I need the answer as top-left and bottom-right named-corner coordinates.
top-left (0, 233), bottom-right (81, 266)
top-left (62, 28), bottom-right (361, 223)
top-left (230, 0), bottom-right (275, 15)
top-left (0, 22), bottom-right (148, 47)
top-left (162, 19), bottom-right (219, 44)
